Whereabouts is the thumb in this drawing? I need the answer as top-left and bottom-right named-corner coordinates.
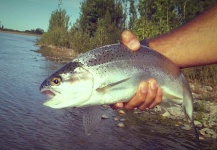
top-left (120, 30), bottom-right (140, 51)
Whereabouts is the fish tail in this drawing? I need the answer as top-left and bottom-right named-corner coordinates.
top-left (183, 106), bottom-right (200, 144)
top-left (192, 119), bottom-right (200, 144)
top-left (181, 74), bottom-right (200, 143)
top-left (182, 79), bottom-right (194, 121)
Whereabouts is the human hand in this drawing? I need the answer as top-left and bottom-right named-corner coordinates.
top-left (111, 79), bottom-right (163, 111)
top-left (110, 30), bottom-right (163, 111)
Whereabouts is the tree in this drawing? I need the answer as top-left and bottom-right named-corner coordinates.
top-left (134, 0), bottom-right (183, 39)
top-left (69, 0), bottom-right (125, 53)
top-left (128, 0), bottom-right (137, 30)
top-left (38, 7), bottom-right (70, 47)
top-left (135, 0), bottom-right (217, 40)
top-left (174, 0), bottom-right (217, 24)
top-left (69, 27), bottom-right (91, 53)
top-left (35, 28), bottom-right (44, 34)
top-left (48, 8), bottom-right (69, 31)
top-left (79, 0), bottom-right (125, 37)
top-left (93, 10), bottom-right (118, 47)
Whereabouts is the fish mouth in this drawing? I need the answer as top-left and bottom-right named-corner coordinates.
top-left (40, 89), bottom-right (63, 108)
top-left (41, 90), bottom-right (56, 98)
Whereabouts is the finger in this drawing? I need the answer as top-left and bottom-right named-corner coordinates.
top-left (120, 30), bottom-right (140, 51)
top-left (138, 79), bottom-right (158, 110)
top-left (148, 87), bottom-right (163, 109)
top-left (110, 102), bottom-right (124, 110)
top-left (124, 81), bottom-right (148, 110)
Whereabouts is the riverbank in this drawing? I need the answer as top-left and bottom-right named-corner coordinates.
top-left (34, 45), bottom-right (78, 63)
top-left (0, 29), bottom-right (41, 37)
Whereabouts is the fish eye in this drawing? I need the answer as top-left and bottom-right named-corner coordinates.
top-left (51, 77), bottom-right (61, 86)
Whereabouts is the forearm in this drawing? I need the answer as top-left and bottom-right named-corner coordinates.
top-left (149, 5), bottom-right (217, 68)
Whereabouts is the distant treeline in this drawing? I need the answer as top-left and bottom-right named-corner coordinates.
top-left (37, 0), bottom-right (217, 86)
top-left (0, 28), bottom-right (44, 35)
top-left (25, 28), bottom-right (44, 34)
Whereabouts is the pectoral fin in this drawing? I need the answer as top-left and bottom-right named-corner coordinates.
top-left (96, 78), bottom-right (130, 93)
top-left (83, 106), bottom-right (102, 135)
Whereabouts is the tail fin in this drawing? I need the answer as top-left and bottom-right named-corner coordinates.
top-left (181, 74), bottom-right (199, 143)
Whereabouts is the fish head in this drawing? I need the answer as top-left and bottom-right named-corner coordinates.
top-left (40, 61), bottom-right (94, 109)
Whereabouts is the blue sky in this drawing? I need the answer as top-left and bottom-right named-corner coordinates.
top-left (0, 0), bottom-right (82, 31)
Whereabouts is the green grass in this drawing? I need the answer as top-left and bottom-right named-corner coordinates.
top-left (183, 64), bottom-right (217, 87)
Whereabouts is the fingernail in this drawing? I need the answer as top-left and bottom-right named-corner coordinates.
top-left (150, 81), bottom-right (157, 90)
top-left (140, 83), bottom-right (148, 93)
top-left (115, 103), bottom-right (123, 109)
top-left (129, 39), bottom-right (139, 50)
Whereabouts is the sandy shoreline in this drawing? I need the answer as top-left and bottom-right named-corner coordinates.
top-left (34, 45), bottom-right (78, 63)
top-left (0, 30), bottom-right (41, 37)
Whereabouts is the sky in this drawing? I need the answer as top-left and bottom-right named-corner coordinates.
top-left (0, 0), bottom-right (82, 31)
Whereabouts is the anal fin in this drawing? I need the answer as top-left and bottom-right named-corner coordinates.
top-left (83, 106), bottom-right (102, 135)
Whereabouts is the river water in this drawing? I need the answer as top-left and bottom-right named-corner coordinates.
top-left (0, 32), bottom-right (215, 150)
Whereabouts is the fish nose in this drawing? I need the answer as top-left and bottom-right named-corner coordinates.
top-left (39, 84), bottom-right (44, 91)
top-left (39, 83), bottom-right (44, 91)
top-left (39, 80), bottom-right (48, 91)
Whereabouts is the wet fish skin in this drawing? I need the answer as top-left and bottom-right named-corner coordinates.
top-left (40, 43), bottom-right (196, 136)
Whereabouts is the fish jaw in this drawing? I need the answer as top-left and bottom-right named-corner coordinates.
top-left (40, 88), bottom-right (74, 109)
top-left (43, 97), bottom-right (65, 109)
top-left (41, 90), bottom-right (55, 98)
top-left (40, 88), bottom-right (63, 108)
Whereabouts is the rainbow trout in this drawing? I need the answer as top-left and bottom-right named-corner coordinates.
top-left (40, 44), bottom-right (198, 138)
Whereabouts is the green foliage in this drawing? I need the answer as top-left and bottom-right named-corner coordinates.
top-left (183, 64), bottom-right (217, 86)
top-left (133, 16), bottom-right (160, 39)
top-left (79, 0), bottom-right (125, 37)
top-left (38, 0), bottom-right (125, 52)
top-left (128, 0), bottom-right (137, 30)
top-left (37, 0), bottom-right (217, 88)
top-left (176, 0), bottom-right (217, 23)
top-left (35, 28), bottom-right (44, 34)
top-left (135, 0), bottom-right (182, 39)
top-left (69, 27), bottom-right (91, 53)
top-left (37, 8), bottom-right (70, 48)
top-left (48, 8), bottom-right (69, 31)
top-left (69, 0), bottom-right (125, 52)
top-left (92, 10), bottom-right (121, 47)
top-left (38, 27), bottom-right (70, 48)
top-left (135, 0), bottom-right (217, 40)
